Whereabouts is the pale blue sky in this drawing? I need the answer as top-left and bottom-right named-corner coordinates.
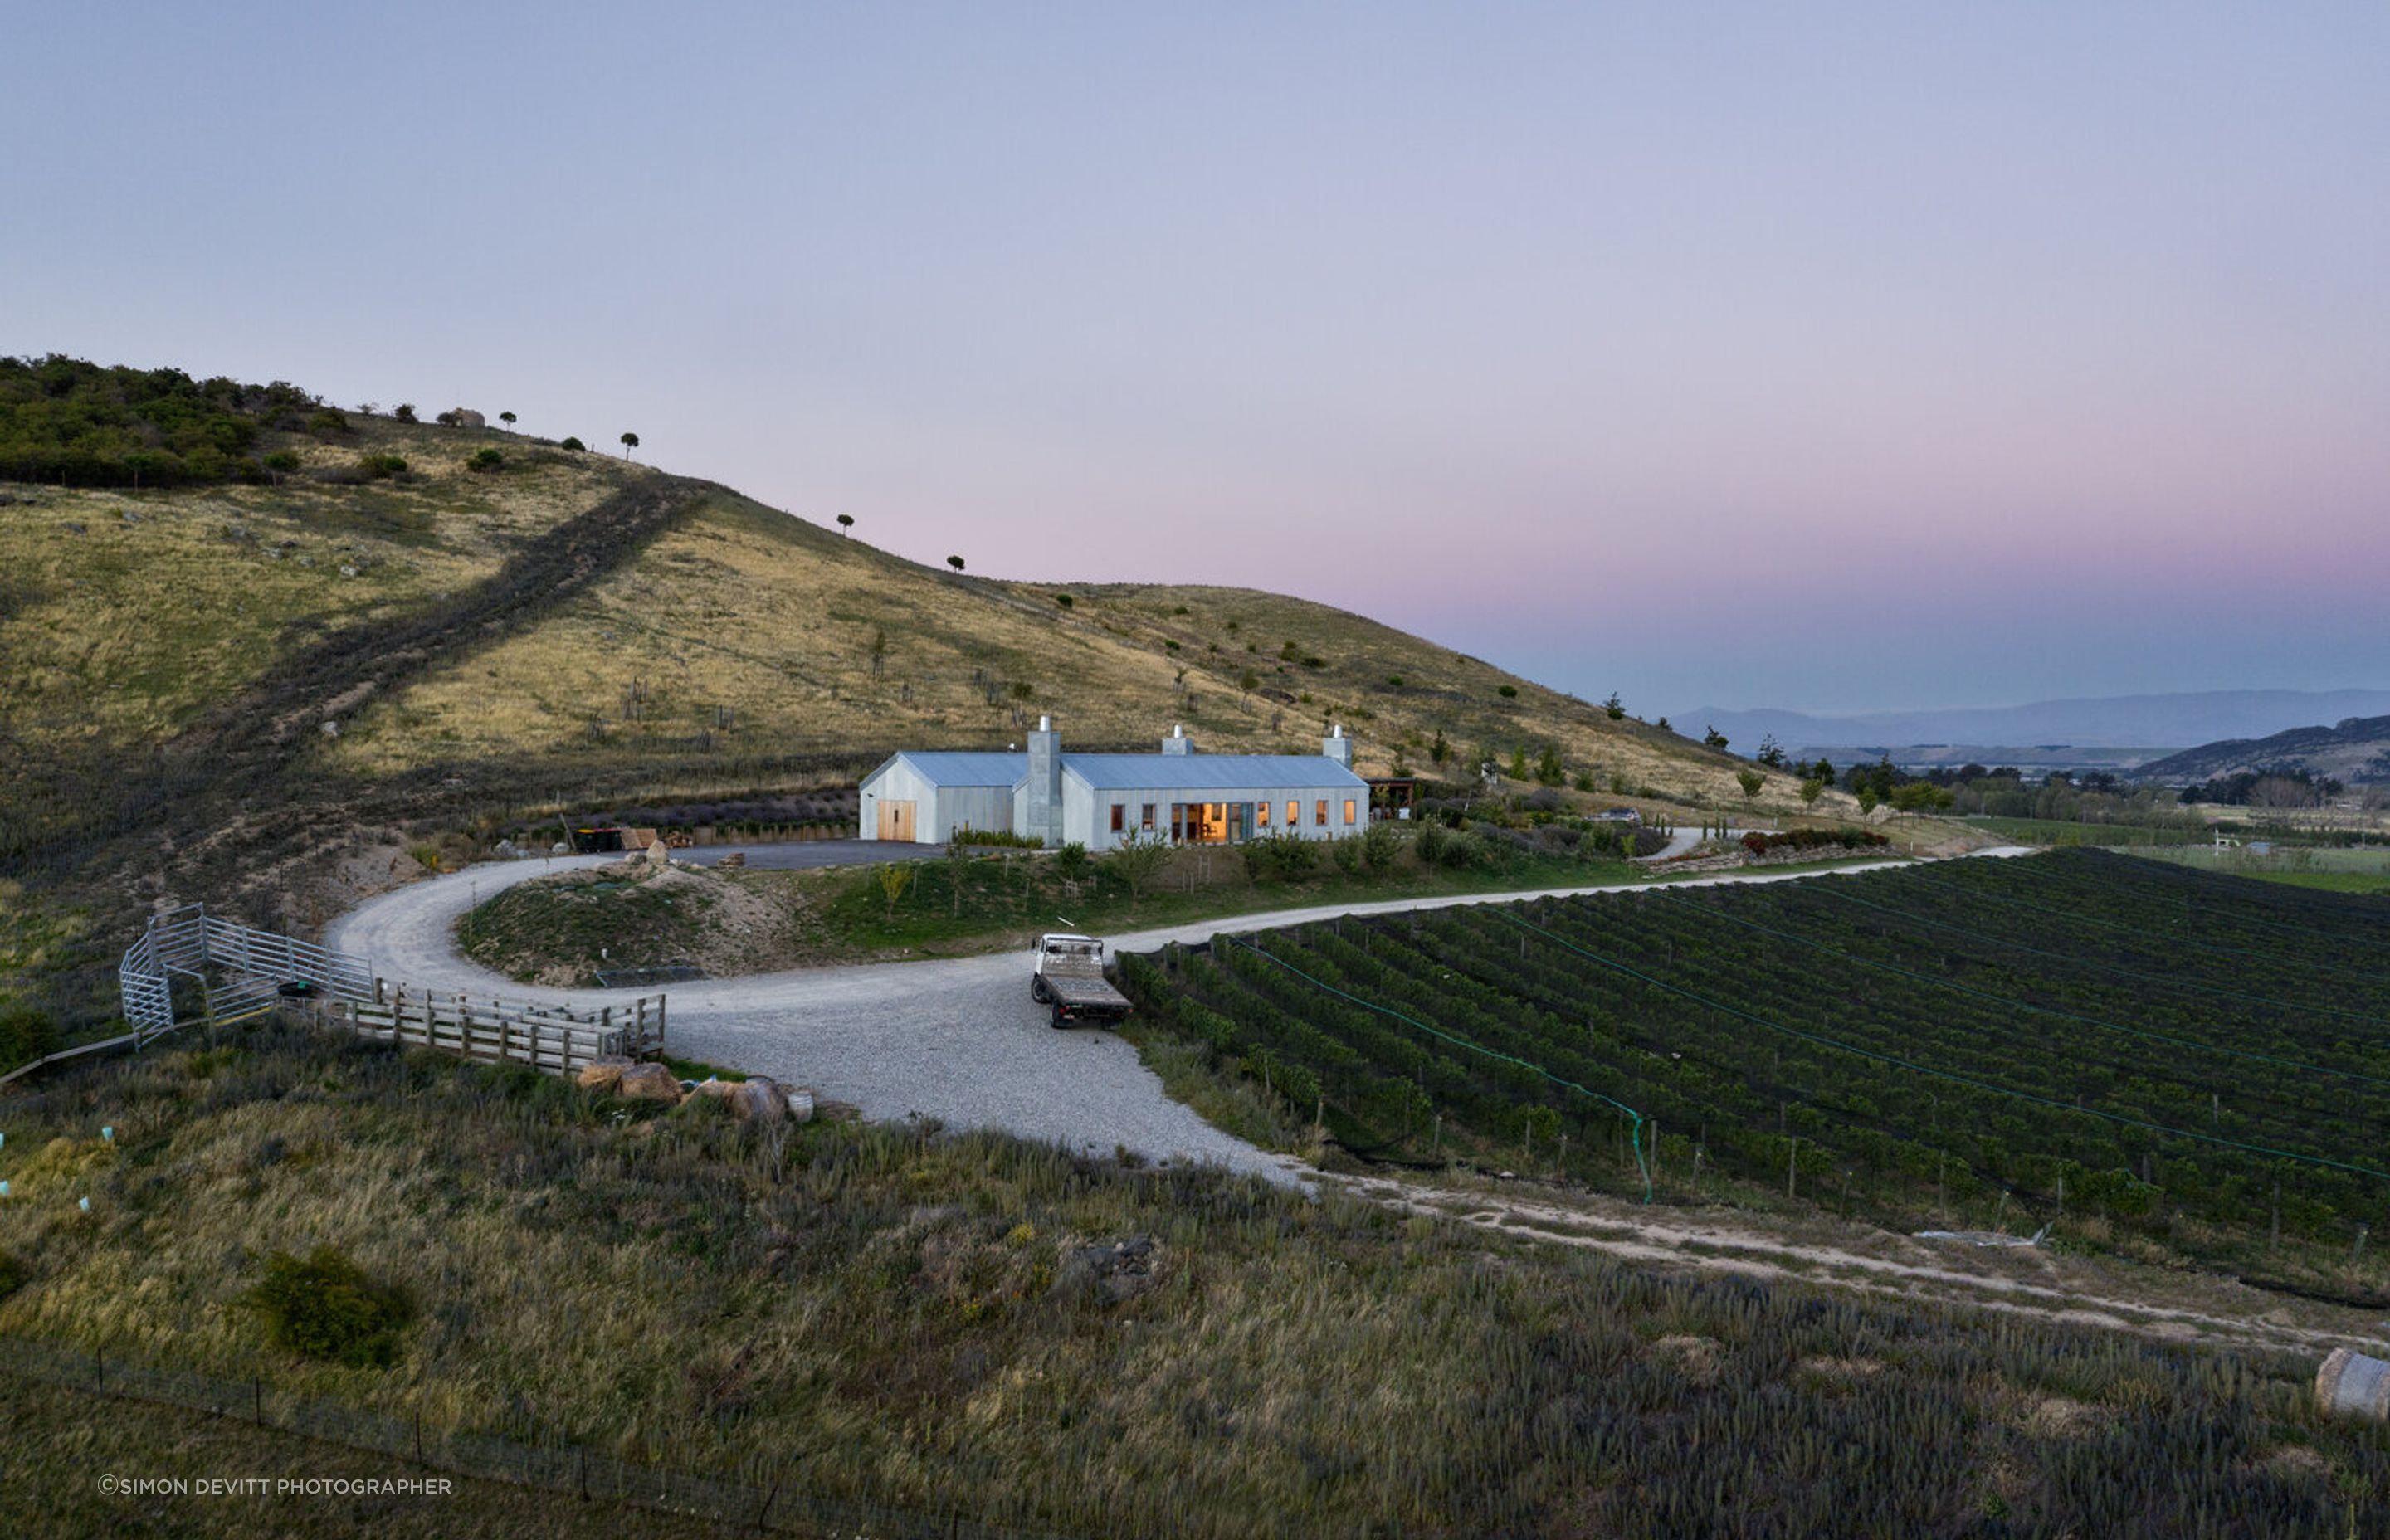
top-left (7, 3), bottom-right (2385, 714)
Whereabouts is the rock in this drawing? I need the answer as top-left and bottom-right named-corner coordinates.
top-left (615, 1062), bottom-right (682, 1104)
top-left (690, 1077), bottom-right (737, 1101)
top-left (551, 841), bottom-right (571, 856)
top-left (715, 851), bottom-right (746, 869)
top-left (319, 719), bottom-right (340, 738)
top-left (577, 1055), bottom-right (633, 1091)
top-left (730, 1079), bottom-right (784, 1123)
top-left (812, 1099), bottom-right (862, 1123)
top-left (784, 1087), bottom-right (816, 1123)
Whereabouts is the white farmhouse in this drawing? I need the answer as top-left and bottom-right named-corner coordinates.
top-left (857, 719), bottom-right (1372, 850)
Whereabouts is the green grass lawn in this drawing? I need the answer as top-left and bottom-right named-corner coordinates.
top-left (1958, 815), bottom-right (2202, 847)
top-left (821, 843), bottom-right (1647, 953)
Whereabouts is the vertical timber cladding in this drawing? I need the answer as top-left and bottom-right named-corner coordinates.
top-left (876, 799), bottom-right (915, 841)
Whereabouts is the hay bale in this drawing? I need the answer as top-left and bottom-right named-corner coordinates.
top-left (616, 1063), bottom-right (682, 1104)
top-left (576, 1055), bottom-right (633, 1092)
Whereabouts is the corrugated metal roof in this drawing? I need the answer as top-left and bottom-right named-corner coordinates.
top-left (884, 751), bottom-right (1027, 787)
top-left (1061, 753), bottom-right (1368, 791)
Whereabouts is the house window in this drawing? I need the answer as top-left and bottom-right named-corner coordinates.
top-left (1287, 800), bottom-right (1300, 828)
top-left (1256, 801), bottom-right (1271, 827)
top-left (1140, 803), bottom-right (1155, 831)
top-left (1314, 799), bottom-right (1329, 826)
top-left (1344, 798), bottom-right (1358, 826)
top-left (1110, 803), bottom-right (1124, 833)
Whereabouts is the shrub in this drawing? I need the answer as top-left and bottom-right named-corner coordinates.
top-left (243, 1246), bottom-right (411, 1368)
top-left (466, 447), bottom-right (504, 473)
top-left (393, 402), bottom-right (417, 422)
top-left (1328, 833), bottom-right (1366, 875)
top-left (560, 436), bottom-right (587, 451)
top-left (261, 450), bottom-right (300, 474)
top-left (1496, 685), bottom-right (1518, 699)
top-left (1360, 819), bottom-right (1401, 875)
top-left (0, 1005), bottom-right (61, 1070)
top-left (1053, 842), bottom-right (1090, 881)
top-left (1436, 832), bottom-right (1485, 869)
top-left (0, 1248), bottom-right (24, 1299)
top-left (1054, 593), bottom-right (1074, 608)
top-left (358, 452), bottom-right (407, 479)
top-left (952, 828), bottom-right (1042, 848)
top-left (1232, 831), bottom-right (1306, 881)
top-left (1413, 821), bottom-right (1450, 865)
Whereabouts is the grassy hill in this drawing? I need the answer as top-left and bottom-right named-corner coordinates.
top-left (1, 360), bottom-right (1850, 1027)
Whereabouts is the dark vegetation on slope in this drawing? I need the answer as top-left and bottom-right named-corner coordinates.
top-left (0, 1017), bottom-right (2381, 1537)
top-left (1124, 850), bottom-right (2390, 1284)
top-left (0, 355), bottom-right (313, 488)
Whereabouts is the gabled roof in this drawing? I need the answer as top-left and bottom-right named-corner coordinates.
top-left (1061, 753), bottom-right (1369, 792)
top-left (871, 751), bottom-right (1027, 787)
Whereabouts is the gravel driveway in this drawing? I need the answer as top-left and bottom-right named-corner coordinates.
top-left (326, 841), bottom-right (2036, 1187)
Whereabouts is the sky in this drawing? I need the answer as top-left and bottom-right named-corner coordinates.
top-left (6, 3), bottom-right (2386, 716)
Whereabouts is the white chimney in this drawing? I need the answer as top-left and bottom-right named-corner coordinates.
top-left (1163, 723), bottom-right (1193, 756)
top-left (1324, 724), bottom-right (1354, 768)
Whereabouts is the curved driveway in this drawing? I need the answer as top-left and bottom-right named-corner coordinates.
top-left (327, 841), bottom-right (2033, 1184)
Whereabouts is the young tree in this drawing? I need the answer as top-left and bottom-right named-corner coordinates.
top-left (1757, 735), bottom-right (1788, 768)
top-left (1429, 729), bottom-right (1449, 767)
top-left (1798, 777), bottom-right (1826, 811)
top-left (499, 411), bottom-right (516, 431)
top-left (617, 431), bottom-right (641, 459)
top-left (1106, 835), bottom-right (1172, 909)
top-left (1735, 768), bottom-right (1765, 802)
top-left (947, 555), bottom-right (965, 572)
top-left (836, 514), bottom-right (854, 534)
top-left (560, 436), bottom-right (586, 451)
top-left (1534, 743), bottom-right (1565, 786)
top-left (1602, 692), bottom-right (1626, 720)
top-left (876, 863), bottom-right (914, 921)
top-left (1703, 725), bottom-right (1729, 750)
top-left (393, 402), bottom-right (417, 422)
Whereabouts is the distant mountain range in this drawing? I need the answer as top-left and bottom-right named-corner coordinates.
top-left (2138, 715), bottom-right (2390, 785)
top-left (1686, 690), bottom-right (2390, 760)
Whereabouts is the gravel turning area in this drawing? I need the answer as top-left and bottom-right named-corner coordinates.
top-left (328, 841), bottom-right (2035, 1187)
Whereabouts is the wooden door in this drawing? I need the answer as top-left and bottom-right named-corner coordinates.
top-left (877, 799), bottom-right (915, 841)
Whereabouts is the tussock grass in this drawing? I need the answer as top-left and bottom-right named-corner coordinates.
top-left (1, 1019), bottom-right (2383, 1535)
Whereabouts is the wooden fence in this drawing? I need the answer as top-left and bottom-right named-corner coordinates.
top-left (316, 983), bottom-right (666, 1075)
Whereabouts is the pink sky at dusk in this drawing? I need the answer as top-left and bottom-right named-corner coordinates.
top-left (6, 3), bottom-right (2384, 714)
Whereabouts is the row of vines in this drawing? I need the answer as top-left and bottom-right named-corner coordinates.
top-left (1119, 849), bottom-right (2390, 1270)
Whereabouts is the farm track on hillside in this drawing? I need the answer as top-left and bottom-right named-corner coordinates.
top-left (3, 475), bottom-right (756, 1014)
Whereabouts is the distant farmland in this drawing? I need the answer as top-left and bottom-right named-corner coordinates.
top-left (1126, 850), bottom-right (2390, 1276)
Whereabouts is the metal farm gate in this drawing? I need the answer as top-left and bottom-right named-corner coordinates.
top-left (117, 904), bottom-right (376, 1047)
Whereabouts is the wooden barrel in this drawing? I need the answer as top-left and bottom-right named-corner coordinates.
top-left (2318, 1348), bottom-right (2390, 1420)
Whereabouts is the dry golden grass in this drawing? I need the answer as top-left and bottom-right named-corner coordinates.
top-left (321, 489), bottom-right (1837, 816)
top-left (0, 420), bottom-right (631, 748)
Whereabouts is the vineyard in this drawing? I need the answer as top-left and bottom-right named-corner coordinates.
top-left (1120, 850), bottom-right (2390, 1275)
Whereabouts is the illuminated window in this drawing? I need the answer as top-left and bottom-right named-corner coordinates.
top-left (1344, 799), bottom-right (1357, 826)
top-left (1314, 799), bottom-right (1328, 826)
top-left (1286, 800), bottom-right (1300, 827)
top-left (1140, 803), bottom-right (1155, 831)
top-left (1110, 804), bottom-right (1124, 833)
top-left (1256, 801), bottom-right (1271, 827)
